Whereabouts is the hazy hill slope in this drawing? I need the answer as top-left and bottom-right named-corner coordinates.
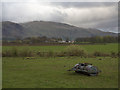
top-left (2, 21), bottom-right (117, 40)
top-left (21, 21), bottom-right (94, 39)
top-left (2, 21), bottom-right (25, 40)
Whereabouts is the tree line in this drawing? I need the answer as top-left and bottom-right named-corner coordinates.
top-left (75, 36), bottom-right (118, 43)
top-left (3, 35), bottom-right (119, 44)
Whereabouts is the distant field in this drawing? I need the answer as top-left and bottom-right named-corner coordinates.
top-left (3, 57), bottom-right (118, 88)
top-left (2, 43), bottom-right (118, 54)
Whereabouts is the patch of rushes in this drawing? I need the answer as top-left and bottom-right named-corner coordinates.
top-left (2, 45), bottom-right (120, 58)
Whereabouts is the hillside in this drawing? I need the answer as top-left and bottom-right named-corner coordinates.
top-left (2, 21), bottom-right (25, 40)
top-left (2, 21), bottom-right (117, 40)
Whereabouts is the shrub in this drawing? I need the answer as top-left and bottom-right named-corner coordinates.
top-left (37, 51), bottom-right (55, 57)
top-left (64, 45), bottom-right (87, 57)
top-left (2, 50), bottom-right (12, 57)
top-left (2, 47), bottom-right (35, 57)
top-left (93, 51), bottom-right (102, 57)
top-left (46, 51), bottom-right (55, 57)
top-left (102, 53), bottom-right (110, 57)
top-left (117, 51), bottom-right (120, 57)
top-left (111, 51), bottom-right (117, 58)
top-left (93, 51), bottom-right (109, 57)
top-left (2, 47), bottom-right (18, 57)
top-left (37, 51), bottom-right (43, 57)
top-left (12, 47), bottom-right (19, 57)
top-left (56, 51), bottom-right (66, 57)
top-left (19, 49), bottom-right (34, 57)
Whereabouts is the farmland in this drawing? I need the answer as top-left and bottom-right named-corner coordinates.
top-left (2, 43), bottom-right (119, 88)
top-left (2, 43), bottom-right (118, 53)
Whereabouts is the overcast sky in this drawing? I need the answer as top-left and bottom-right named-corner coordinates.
top-left (1, 1), bottom-right (118, 33)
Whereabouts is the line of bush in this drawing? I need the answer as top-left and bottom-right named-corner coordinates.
top-left (2, 45), bottom-right (119, 58)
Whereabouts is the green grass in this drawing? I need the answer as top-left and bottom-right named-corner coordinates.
top-left (0, 57), bottom-right (2, 89)
top-left (2, 43), bottom-right (118, 88)
top-left (82, 43), bottom-right (118, 53)
top-left (3, 57), bottom-right (118, 88)
top-left (2, 43), bottom-right (118, 54)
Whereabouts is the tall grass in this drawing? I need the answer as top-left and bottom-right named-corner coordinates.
top-left (63, 45), bottom-right (87, 57)
top-left (2, 47), bottom-right (34, 57)
top-left (19, 48), bottom-right (35, 57)
top-left (2, 45), bottom-right (119, 58)
top-left (110, 51), bottom-right (118, 58)
top-left (118, 51), bottom-right (120, 57)
top-left (93, 51), bottom-right (110, 57)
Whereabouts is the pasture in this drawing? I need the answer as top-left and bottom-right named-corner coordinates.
top-left (2, 57), bottom-right (118, 88)
top-left (2, 43), bottom-right (118, 88)
top-left (2, 43), bottom-right (118, 53)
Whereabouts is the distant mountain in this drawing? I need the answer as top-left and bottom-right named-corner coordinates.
top-left (2, 21), bottom-right (117, 40)
top-left (2, 21), bottom-right (25, 40)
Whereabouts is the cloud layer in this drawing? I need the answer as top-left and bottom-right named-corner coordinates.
top-left (2, 2), bottom-right (118, 33)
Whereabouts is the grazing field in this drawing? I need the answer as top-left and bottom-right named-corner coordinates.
top-left (2, 43), bottom-right (118, 88)
top-left (2, 43), bottom-right (118, 53)
top-left (3, 57), bottom-right (118, 88)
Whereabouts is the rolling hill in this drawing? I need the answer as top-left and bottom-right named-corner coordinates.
top-left (2, 21), bottom-right (117, 40)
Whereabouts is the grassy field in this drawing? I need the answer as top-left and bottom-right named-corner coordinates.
top-left (2, 57), bottom-right (118, 88)
top-left (2, 43), bottom-right (118, 88)
top-left (2, 43), bottom-right (118, 53)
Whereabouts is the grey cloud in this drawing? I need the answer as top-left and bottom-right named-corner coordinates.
top-left (50, 2), bottom-right (117, 9)
top-left (1, 2), bottom-right (118, 33)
